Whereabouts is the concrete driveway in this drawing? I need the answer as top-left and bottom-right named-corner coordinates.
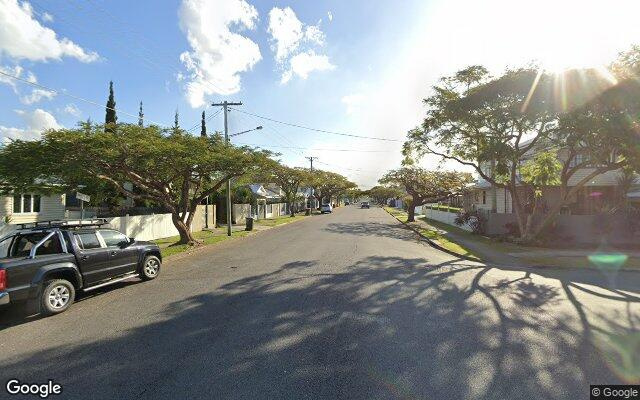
top-left (1, 206), bottom-right (638, 399)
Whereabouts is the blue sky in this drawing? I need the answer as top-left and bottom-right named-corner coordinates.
top-left (2, 0), bottom-right (640, 187)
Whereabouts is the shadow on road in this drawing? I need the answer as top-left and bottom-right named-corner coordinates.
top-left (324, 221), bottom-right (420, 241)
top-left (1, 255), bottom-right (639, 399)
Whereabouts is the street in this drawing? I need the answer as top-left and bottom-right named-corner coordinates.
top-left (1, 206), bottom-right (639, 399)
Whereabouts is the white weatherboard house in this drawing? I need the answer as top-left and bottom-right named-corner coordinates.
top-left (0, 193), bottom-right (66, 224)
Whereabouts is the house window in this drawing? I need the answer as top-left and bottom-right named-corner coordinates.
top-left (12, 194), bottom-right (41, 214)
top-left (482, 191), bottom-right (487, 205)
top-left (569, 153), bottom-right (590, 168)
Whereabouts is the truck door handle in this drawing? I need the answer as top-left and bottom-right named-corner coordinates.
top-left (111, 251), bottom-right (117, 256)
top-left (81, 255), bottom-right (88, 261)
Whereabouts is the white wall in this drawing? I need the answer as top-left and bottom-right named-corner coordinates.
top-left (104, 205), bottom-right (208, 241)
top-left (424, 208), bottom-right (472, 232)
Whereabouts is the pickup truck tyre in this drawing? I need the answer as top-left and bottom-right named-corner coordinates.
top-left (140, 255), bottom-right (161, 281)
top-left (40, 279), bottom-right (75, 316)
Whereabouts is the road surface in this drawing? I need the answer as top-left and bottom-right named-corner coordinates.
top-left (1, 206), bottom-right (639, 399)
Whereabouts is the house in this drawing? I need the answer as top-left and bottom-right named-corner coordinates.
top-left (1, 193), bottom-right (66, 224)
top-left (465, 139), bottom-right (638, 216)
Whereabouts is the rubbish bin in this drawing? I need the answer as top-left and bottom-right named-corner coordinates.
top-left (305, 208), bottom-right (311, 216)
top-left (245, 217), bottom-right (254, 231)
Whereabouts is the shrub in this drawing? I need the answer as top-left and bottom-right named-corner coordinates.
top-left (454, 211), bottom-right (486, 234)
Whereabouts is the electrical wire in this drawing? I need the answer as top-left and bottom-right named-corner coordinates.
top-left (228, 107), bottom-right (404, 143)
top-left (0, 70), bottom-right (168, 126)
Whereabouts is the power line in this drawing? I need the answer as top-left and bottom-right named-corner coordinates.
top-left (233, 143), bottom-right (396, 153)
top-left (228, 108), bottom-right (404, 143)
top-left (186, 108), bottom-right (221, 133)
top-left (0, 70), bottom-right (168, 126)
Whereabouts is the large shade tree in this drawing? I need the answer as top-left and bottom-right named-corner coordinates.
top-left (312, 170), bottom-right (357, 207)
top-left (365, 185), bottom-right (404, 205)
top-left (379, 168), bottom-right (472, 222)
top-left (255, 163), bottom-right (312, 217)
top-left (407, 64), bottom-right (640, 240)
top-left (0, 124), bottom-right (272, 244)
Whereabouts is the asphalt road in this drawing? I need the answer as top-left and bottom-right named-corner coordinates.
top-left (1, 206), bottom-right (639, 399)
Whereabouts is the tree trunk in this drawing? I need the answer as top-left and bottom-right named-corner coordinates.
top-left (172, 213), bottom-right (196, 245)
top-left (407, 199), bottom-right (416, 222)
top-left (289, 202), bottom-right (296, 217)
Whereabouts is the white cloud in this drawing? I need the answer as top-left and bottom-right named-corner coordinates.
top-left (267, 7), bottom-right (303, 62)
top-left (304, 24), bottom-right (325, 46)
top-left (268, 7), bottom-right (334, 83)
top-left (42, 12), bottom-right (53, 22)
top-left (0, 0), bottom-right (99, 63)
top-left (281, 51), bottom-right (335, 84)
top-left (0, 65), bottom-right (23, 92)
top-left (341, 94), bottom-right (366, 115)
top-left (327, 11), bottom-right (333, 22)
top-left (0, 109), bottom-right (61, 144)
top-left (178, 0), bottom-right (261, 107)
top-left (63, 103), bottom-right (81, 117)
top-left (20, 88), bottom-right (56, 104)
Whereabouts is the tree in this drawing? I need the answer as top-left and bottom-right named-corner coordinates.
top-left (173, 109), bottom-right (180, 132)
top-left (0, 124), bottom-right (272, 245)
top-left (257, 163), bottom-right (311, 216)
top-left (138, 101), bottom-right (144, 127)
top-left (200, 110), bottom-right (207, 137)
top-left (311, 170), bottom-right (357, 206)
top-left (379, 168), bottom-right (472, 222)
top-left (105, 81), bottom-right (117, 132)
top-left (407, 64), bottom-right (640, 240)
top-left (365, 185), bottom-right (403, 204)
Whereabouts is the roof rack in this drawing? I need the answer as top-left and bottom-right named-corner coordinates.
top-left (17, 219), bottom-right (110, 230)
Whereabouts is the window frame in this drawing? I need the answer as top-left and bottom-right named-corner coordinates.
top-left (97, 229), bottom-right (129, 248)
top-left (74, 231), bottom-right (105, 250)
top-left (11, 194), bottom-right (42, 214)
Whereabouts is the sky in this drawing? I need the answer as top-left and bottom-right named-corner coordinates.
top-left (2, 0), bottom-right (640, 188)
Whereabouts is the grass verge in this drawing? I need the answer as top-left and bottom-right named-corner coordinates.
top-left (154, 229), bottom-right (250, 258)
top-left (256, 214), bottom-right (308, 227)
top-left (384, 207), bottom-right (481, 261)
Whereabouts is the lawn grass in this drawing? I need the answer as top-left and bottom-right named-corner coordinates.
top-left (384, 207), bottom-right (480, 260)
top-left (154, 228), bottom-right (250, 258)
top-left (255, 214), bottom-right (307, 227)
top-left (424, 205), bottom-right (462, 213)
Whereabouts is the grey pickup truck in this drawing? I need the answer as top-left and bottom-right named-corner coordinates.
top-left (0, 219), bottom-right (162, 316)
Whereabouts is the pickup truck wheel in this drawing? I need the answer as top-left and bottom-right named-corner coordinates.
top-left (40, 279), bottom-right (75, 316)
top-left (141, 255), bottom-right (161, 281)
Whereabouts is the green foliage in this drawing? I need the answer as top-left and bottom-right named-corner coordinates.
top-left (201, 110), bottom-right (206, 137)
top-left (105, 81), bottom-right (117, 129)
top-left (254, 163), bottom-right (312, 215)
top-left (0, 123), bottom-right (272, 243)
top-left (311, 170), bottom-right (357, 203)
top-left (366, 185), bottom-right (404, 204)
top-left (520, 151), bottom-right (562, 196)
top-left (379, 168), bottom-right (472, 205)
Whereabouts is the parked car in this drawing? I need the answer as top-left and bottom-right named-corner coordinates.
top-left (345, 201), bottom-right (350, 205)
top-left (320, 204), bottom-right (333, 214)
top-left (361, 202), bottom-right (370, 208)
top-left (0, 219), bottom-right (162, 316)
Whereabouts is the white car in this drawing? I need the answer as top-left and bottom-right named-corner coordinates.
top-left (320, 204), bottom-right (333, 214)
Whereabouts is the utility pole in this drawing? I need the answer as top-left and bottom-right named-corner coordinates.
top-left (306, 156), bottom-right (317, 209)
top-left (212, 101), bottom-right (242, 236)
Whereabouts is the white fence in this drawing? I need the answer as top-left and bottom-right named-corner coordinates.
top-left (423, 208), bottom-right (472, 232)
top-left (0, 205), bottom-right (213, 242)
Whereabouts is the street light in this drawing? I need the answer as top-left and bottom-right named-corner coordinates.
top-left (224, 125), bottom-right (263, 236)
top-left (229, 126), bottom-right (262, 138)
